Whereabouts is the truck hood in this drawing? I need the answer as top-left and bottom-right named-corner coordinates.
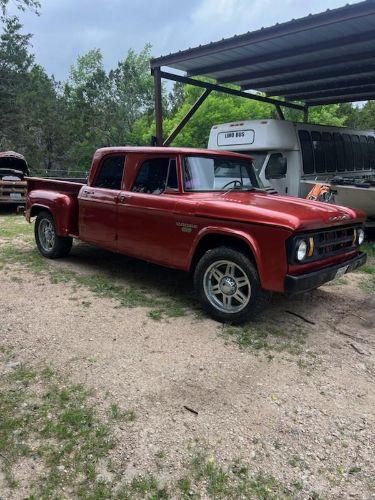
top-left (0, 152), bottom-right (29, 176)
top-left (189, 191), bottom-right (366, 231)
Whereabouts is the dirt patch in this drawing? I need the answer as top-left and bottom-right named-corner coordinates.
top-left (0, 214), bottom-right (374, 498)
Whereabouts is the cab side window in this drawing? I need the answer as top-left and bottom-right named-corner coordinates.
top-left (93, 155), bottom-right (125, 189)
top-left (132, 158), bottom-right (178, 194)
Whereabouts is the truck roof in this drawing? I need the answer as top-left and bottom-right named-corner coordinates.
top-left (94, 146), bottom-right (252, 159)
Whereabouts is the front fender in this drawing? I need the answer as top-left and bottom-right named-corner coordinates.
top-left (188, 224), bottom-right (291, 293)
top-left (189, 225), bottom-right (262, 270)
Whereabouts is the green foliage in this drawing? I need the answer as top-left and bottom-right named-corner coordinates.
top-left (1, 15), bottom-right (160, 173)
top-left (0, 0), bottom-right (40, 16)
top-left (2, 8), bottom-right (375, 173)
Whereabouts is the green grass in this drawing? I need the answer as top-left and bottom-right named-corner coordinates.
top-left (0, 363), bottom-right (118, 497)
top-left (360, 265), bottom-right (375, 275)
top-left (0, 241), bottom-right (187, 319)
top-left (357, 243), bottom-right (375, 294)
top-left (360, 275), bottom-right (375, 294)
top-left (361, 242), bottom-right (375, 258)
top-left (221, 321), bottom-right (307, 355)
top-left (0, 214), bottom-right (33, 241)
top-left (0, 358), bottom-right (161, 499)
top-left (0, 353), bottom-right (328, 498)
top-left (187, 451), bottom-right (307, 499)
top-left (109, 404), bottom-right (136, 423)
top-left (1, 214), bottom-right (189, 319)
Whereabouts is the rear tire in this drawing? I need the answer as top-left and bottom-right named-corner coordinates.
top-left (35, 211), bottom-right (72, 259)
top-left (194, 246), bottom-right (270, 324)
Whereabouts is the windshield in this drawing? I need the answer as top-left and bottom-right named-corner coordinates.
top-left (183, 156), bottom-right (262, 192)
top-left (236, 151), bottom-right (267, 171)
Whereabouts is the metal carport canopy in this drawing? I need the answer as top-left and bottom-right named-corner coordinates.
top-left (150, 0), bottom-right (375, 145)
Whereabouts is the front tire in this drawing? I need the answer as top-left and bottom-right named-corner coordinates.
top-left (35, 211), bottom-right (72, 259)
top-left (194, 246), bottom-right (270, 324)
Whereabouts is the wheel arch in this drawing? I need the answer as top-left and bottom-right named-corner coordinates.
top-left (30, 204), bottom-right (52, 218)
top-left (189, 228), bottom-right (262, 280)
top-left (28, 193), bottom-right (78, 237)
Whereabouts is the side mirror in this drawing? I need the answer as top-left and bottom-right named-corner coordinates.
top-left (266, 156), bottom-right (287, 179)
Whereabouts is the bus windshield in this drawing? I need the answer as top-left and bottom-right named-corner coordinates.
top-left (183, 156), bottom-right (263, 192)
top-left (237, 151), bottom-right (268, 171)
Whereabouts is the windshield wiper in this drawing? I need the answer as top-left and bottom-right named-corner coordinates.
top-left (222, 186), bottom-right (259, 195)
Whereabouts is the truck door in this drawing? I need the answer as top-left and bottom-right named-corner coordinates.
top-left (116, 155), bottom-right (180, 267)
top-left (78, 154), bottom-right (125, 250)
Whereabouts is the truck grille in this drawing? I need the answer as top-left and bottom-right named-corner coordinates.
top-left (315, 226), bottom-right (356, 258)
top-left (0, 181), bottom-right (27, 203)
top-left (288, 224), bottom-right (361, 264)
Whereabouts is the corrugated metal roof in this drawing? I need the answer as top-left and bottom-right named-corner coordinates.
top-left (150, 0), bottom-right (375, 106)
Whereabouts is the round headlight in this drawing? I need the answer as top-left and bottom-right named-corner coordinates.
top-left (296, 240), bottom-right (308, 261)
top-left (358, 228), bottom-right (365, 246)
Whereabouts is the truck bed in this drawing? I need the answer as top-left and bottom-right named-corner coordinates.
top-left (26, 177), bottom-right (86, 193)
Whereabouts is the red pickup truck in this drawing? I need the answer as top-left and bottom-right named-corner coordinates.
top-left (25, 147), bottom-right (366, 323)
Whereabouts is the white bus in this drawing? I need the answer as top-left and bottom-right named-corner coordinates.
top-left (208, 119), bottom-right (375, 224)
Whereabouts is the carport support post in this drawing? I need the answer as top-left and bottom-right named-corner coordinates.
top-left (163, 89), bottom-right (212, 146)
top-left (304, 106), bottom-right (309, 123)
top-left (154, 67), bottom-right (163, 145)
top-left (275, 105), bottom-right (285, 120)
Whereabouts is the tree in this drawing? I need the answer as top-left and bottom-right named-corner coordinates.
top-left (134, 83), bottom-right (276, 147)
top-left (19, 65), bottom-right (70, 172)
top-left (0, 15), bottom-right (34, 148)
top-left (0, 0), bottom-right (40, 16)
top-left (346, 101), bottom-right (375, 130)
top-left (134, 80), bottom-right (362, 147)
top-left (64, 49), bottom-right (110, 169)
top-left (106, 44), bottom-right (157, 144)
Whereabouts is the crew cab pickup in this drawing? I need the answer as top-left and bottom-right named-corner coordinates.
top-left (25, 147), bottom-right (367, 323)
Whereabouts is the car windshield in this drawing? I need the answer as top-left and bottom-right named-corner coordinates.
top-left (184, 156), bottom-right (262, 192)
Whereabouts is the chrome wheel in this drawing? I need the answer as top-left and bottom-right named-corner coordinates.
top-left (38, 218), bottom-right (55, 252)
top-left (203, 259), bottom-right (251, 314)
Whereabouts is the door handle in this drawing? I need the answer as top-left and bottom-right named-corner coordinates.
top-left (82, 189), bottom-right (95, 196)
top-left (118, 193), bottom-right (132, 203)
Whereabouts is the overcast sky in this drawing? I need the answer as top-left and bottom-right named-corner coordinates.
top-left (12, 0), bottom-right (361, 81)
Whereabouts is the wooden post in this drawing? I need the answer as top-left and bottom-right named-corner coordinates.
top-left (275, 105), bottom-right (285, 120)
top-left (163, 89), bottom-right (212, 146)
top-left (304, 106), bottom-right (309, 123)
top-left (153, 67), bottom-right (163, 146)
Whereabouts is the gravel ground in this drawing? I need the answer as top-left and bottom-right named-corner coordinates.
top-left (0, 214), bottom-right (374, 498)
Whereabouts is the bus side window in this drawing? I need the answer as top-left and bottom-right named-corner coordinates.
top-left (322, 132), bottom-right (336, 172)
top-left (311, 131), bottom-right (325, 173)
top-left (334, 133), bottom-right (345, 172)
top-left (351, 135), bottom-right (363, 171)
top-left (368, 136), bottom-right (375, 169)
top-left (360, 136), bottom-right (370, 170)
top-left (342, 134), bottom-right (354, 171)
top-left (298, 130), bottom-right (314, 174)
